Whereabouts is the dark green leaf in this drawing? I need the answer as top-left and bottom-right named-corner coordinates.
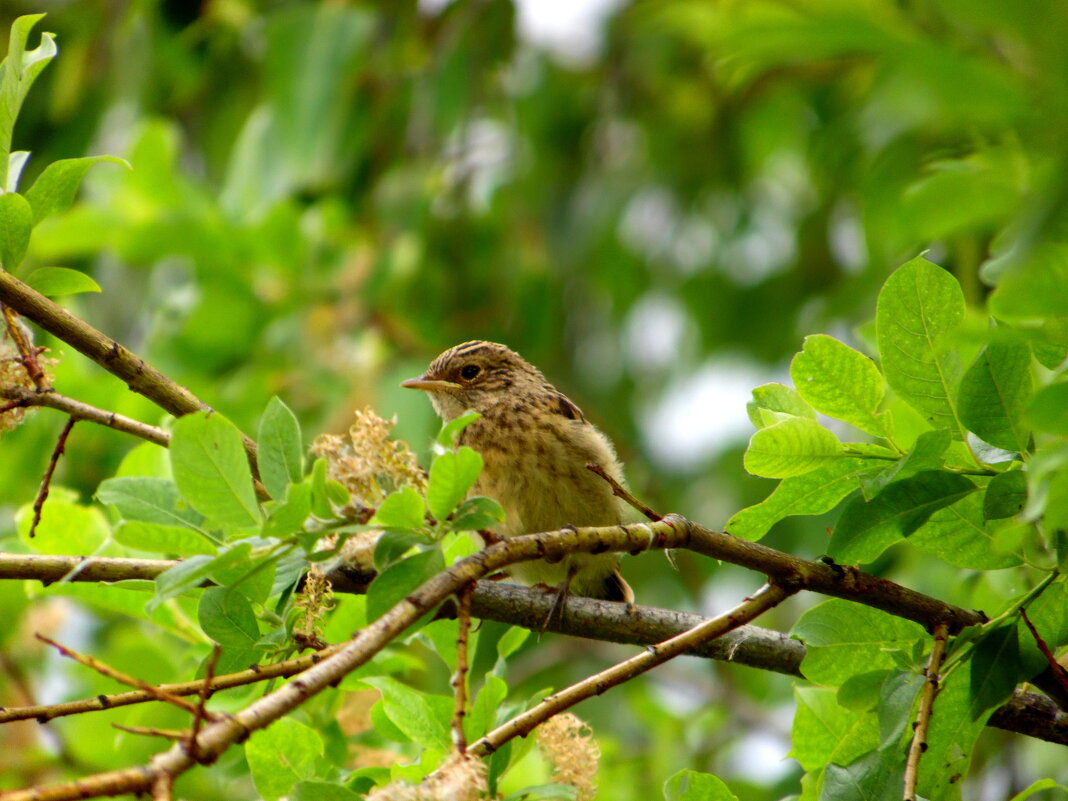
top-left (984, 469), bottom-right (1027, 520)
top-left (820, 751), bottom-right (902, 801)
top-left (877, 670), bottom-right (923, 748)
top-left (969, 623), bottom-right (1018, 719)
top-left (958, 342), bottom-right (1032, 453)
top-left (909, 490), bottom-right (1022, 569)
top-left (257, 396), bottom-right (304, 500)
top-left (858, 429), bottom-right (951, 500)
top-left (830, 470), bottom-right (977, 563)
top-left (366, 547), bottom-right (444, 622)
top-left (836, 670), bottom-right (892, 711)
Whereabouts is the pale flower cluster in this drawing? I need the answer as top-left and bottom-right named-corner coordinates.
top-left (536, 712), bottom-right (600, 801)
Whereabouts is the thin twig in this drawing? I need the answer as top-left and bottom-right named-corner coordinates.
top-left (36, 634), bottom-right (221, 722)
top-left (0, 269), bottom-right (261, 479)
top-left (2, 304), bottom-right (51, 389)
top-left (586, 462), bottom-right (662, 521)
top-left (904, 623), bottom-right (950, 801)
top-left (113, 724), bottom-right (189, 741)
top-left (29, 417), bottom-right (76, 538)
top-left (1020, 607), bottom-right (1068, 699)
top-left (187, 645), bottom-right (221, 760)
top-left (469, 581), bottom-right (793, 756)
top-left (451, 582), bottom-right (475, 753)
top-left (0, 385), bottom-right (169, 446)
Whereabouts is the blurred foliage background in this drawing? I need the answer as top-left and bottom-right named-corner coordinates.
top-left (3, 0), bottom-right (1068, 798)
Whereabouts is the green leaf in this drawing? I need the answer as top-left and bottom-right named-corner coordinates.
top-left (23, 156), bottom-right (128, 224)
top-left (876, 255), bottom-right (966, 439)
top-left (877, 670), bottom-right (923, 748)
top-left (16, 488), bottom-right (109, 555)
top-left (245, 717), bottom-right (323, 801)
top-left (983, 469), bottom-right (1027, 521)
top-left (366, 547), bottom-right (444, 622)
top-left (437, 410), bottom-right (482, 447)
top-left (147, 544), bottom-right (250, 613)
top-left (466, 673), bottom-right (508, 742)
top-left (212, 551), bottom-right (276, 605)
top-left (909, 491), bottom-right (1022, 569)
top-left (112, 521), bottom-right (216, 557)
top-left (917, 667), bottom-right (987, 800)
top-left (663, 769), bottom-right (739, 801)
top-left (427, 446), bottom-right (483, 522)
top-left (0, 14), bottom-right (57, 191)
top-left (836, 670), bottom-right (892, 711)
top-left (790, 334), bottom-right (889, 437)
top-left (257, 396), bottom-right (304, 499)
top-left (989, 242), bottom-right (1068, 323)
top-left (958, 342), bottom-right (1032, 453)
top-left (170, 411), bottom-right (262, 528)
top-left (96, 476), bottom-right (206, 530)
top-left (727, 457), bottom-right (882, 540)
top-left (0, 191), bottom-right (32, 269)
top-left (370, 486), bottom-right (426, 531)
top-left (969, 623), bottom-right (1018, 720)
top-left (746, 382), bottom-right (817, 429)
top-left (198, 586), bottom-right (262, 649)
top-left (858, 429), bottom-right (950, 500)
top-left (263, 482), bottom-right (313, 538)
top-left (22, 266), bottom-right (102, 296)
top-left (820, 750), bottom-right (902, 801)
top-left (829, 470), bottom-right (977, 563)
top-left (1008, 780), bottom-right (1066, 801)
top-left (362, 676), bottom-right (452, 751)
top-left (1028, 382), bottom-right (1068, 436)
top-left (792, 599), bottom-right (926, 686)
top-left (790, 686), bottom-right (878, 772)
top-left (743, 416), bottom-right (844, 478)
top-left (449, 495), bottom-right (505, 531)
top-left (291, 781), bottom-right (362, 801)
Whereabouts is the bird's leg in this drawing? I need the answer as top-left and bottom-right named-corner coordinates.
top-left (540, 562), bottom-right (578, 636)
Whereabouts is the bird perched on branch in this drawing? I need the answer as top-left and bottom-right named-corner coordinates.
top-left (401, 340), bottom-right (633, 606)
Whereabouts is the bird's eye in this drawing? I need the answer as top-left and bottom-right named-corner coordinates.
top-left (460, 364), bottom-right (481, 380)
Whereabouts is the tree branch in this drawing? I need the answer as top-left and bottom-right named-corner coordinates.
top-left (0, 269), bottom-right (259, 475)
top-left (0, 385), bottom-right (169, 446)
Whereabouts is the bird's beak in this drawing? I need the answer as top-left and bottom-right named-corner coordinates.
top-left (400, 376), bottom-right (462, 393)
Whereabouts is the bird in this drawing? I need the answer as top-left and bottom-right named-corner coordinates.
top-left (401, 340), bottom-right (634, 607)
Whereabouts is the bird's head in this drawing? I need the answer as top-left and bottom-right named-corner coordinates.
top-left (401, 340), bottom-right (546, 420)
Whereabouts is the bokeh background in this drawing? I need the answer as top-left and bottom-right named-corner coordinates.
top-left (3, 1), bottom-right (1067, 798)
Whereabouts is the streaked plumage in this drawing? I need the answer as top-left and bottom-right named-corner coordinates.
top-left (402, 341), bottom-right (632, 602)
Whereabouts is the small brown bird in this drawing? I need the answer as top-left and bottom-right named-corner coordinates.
top-left (401, 340), bottom-right (633, 604)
